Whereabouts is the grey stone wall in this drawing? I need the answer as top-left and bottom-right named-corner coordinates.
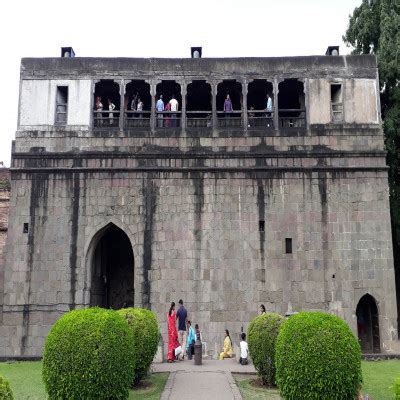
top-left (1, 163), bottom-right (397, 356)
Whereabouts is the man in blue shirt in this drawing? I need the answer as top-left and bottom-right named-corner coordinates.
top-left (156, 95), bottom-right (164, 127)
top-left (176, 299), bottom-right (188, 360)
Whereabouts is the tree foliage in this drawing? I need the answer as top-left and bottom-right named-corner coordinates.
top-left (344, 0), bottom-right (400, 280)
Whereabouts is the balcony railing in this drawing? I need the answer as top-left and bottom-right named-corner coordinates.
top-left (156, 111), bottom-right (181, 128)
top-left (186, 111), bottom-right (212, 128)
top-left (247, 110), bottom-right (274, 128)
top-left (55, 103), bottom-right (68, 125)
top-left (93, 110), bottom-right (120, 128)
top-left (331, 102), bottom-right (343, 122)
top-left (90, 108), bottom-right (311, 130)
top-left (278, 109), bottom-right (306, 128)
top-left (124, 110), bottom-right (151, 128)
top-left (217, 111), bottom-right (243, 128)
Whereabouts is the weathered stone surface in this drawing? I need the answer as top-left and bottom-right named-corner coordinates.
top-left (0, 55), bottom-right (397, 357)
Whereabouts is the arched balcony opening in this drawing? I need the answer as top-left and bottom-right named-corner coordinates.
top-left (155, 81), bottom-right (182, 128)
top-left (93, 80), bottom-right (120, 128)
top-left (247, 80), bottom-right (274, 129)
top-left (186, 81), bottom-right (212, 128)
top-left (278, 79), bottom-right (306, 128)
top-left (217, 80), bottom-right (242, 128)
top-left (124, 80), bottom-right (151, 128)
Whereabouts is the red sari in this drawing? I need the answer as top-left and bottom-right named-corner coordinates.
top-left (167, 310), bottom-right (179, 361)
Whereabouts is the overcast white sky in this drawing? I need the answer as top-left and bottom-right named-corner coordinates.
top-left (1, 0), bottom-right (361, 166)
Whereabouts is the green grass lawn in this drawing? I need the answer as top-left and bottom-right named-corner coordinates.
top-left (236, 360), bottom-right (400, 400)
top-left (361, 360), bottom-right (400, 400)
top-left (0, 361), bottom-right (168, 400)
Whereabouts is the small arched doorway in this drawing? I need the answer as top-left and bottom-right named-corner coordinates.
top-left (356, 294), bottom-right (380, 353)
top-left (90, 224), bottom-right (134, 309)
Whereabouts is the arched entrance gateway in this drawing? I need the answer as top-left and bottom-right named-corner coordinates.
top-left (356, 294), bottom-right (381, 353)
top-left (90, 224), bottom-right (134, 309)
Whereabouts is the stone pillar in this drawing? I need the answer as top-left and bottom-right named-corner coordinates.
top-left (181, 81), bottom-right (187, 131)
top-left (274, 78), bottom-right (280, 131)
top-left (119, 79), bottom-right (125, 131)
top-left (211, 81), bottom-right (218, 130)
top-left (150, 80), bottom-right (157, 133)
top-left (91, 80), bottom-right (100, 130)
top-left (242, 79), bottom-right (248, 130)
top-left (303, 78), bottom-right (309, 130)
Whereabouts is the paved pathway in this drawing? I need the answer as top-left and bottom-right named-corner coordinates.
top-left (155, 359), bottom-right (255, 400)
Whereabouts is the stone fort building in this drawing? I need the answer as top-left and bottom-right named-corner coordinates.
top-left (1, 47), bottom-right (398, 357)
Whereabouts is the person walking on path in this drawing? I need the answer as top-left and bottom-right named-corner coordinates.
top-left (176, 299), bottom-right (188, 360)
top-left (167, 302), bottom-right (179, 362)
top-left (219, 329), bottom-right (233, 360)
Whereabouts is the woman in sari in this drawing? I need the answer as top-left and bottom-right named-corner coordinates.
top-left (219, 329), bottom-right (233, 360)
top-left (167, 302), bottom-right (179, 362)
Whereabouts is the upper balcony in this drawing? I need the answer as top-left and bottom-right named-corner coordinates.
top-left (17, 55), bottom-right (381, 138)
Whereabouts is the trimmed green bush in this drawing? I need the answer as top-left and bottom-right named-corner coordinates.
top-left (247, 312), bottom-right (284, 386)
top-left (392, 376), bottom-right (400, 399)
top-left (0, 374), bottom-right (14, 399)
top-left (117, 308), bottom-right (159, 385)
top-left (275, 311), bottom-right (362, 400)
top-left (42, 307), bottom-right (135, 400)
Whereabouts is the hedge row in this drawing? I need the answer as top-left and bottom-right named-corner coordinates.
top-left (42, 307), bottom-right (159, 400)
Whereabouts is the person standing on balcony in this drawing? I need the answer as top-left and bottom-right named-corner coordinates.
top-left (95, 96), bottom-right (103, 127)
top-left (169, 95), bottom-right (179, 127)
top-left (164, 101), bottom-right (172, 127)
top-left (224, 94), bottom-right (233, 119)
top-left (137, 98), bottom-right (143, 117)
top-left (266, 93), bottom-right (273, 127)
top-left (108, 99), bottom-right (115, 126)
top-left (131, 93), bottom-right (138, 112)
top-left (156, 95), bottom-right (164, 127)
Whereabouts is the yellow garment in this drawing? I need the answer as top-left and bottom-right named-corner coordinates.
top-left (219, 336), bottom-right (232, 360)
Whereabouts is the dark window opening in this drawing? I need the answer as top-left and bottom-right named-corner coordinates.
top-left (155, 80), bottom-right (182, 128)
top-left (259, 220), bottom-right (265, 232)
top-left (55, 86), bottom-right (68, 125)
top-left (278, 79), bottom-right (305, 128)
top-left (186, 80), bottom-right (212, 128)
top-left (93, 80), bottom-right (120, 128)
top-left (285, 238), bottom-right (293, 254)
top-left (124, 80), bottom-right (151, 128)
top-left (216, 80), bottom-right (242, 128)
top-left (23, 223), bottom-right (29, 234)
top-left (247, 80), bottom-right (274, 128)
top-left (356, 294), bottom-right (381, 353)
top-left (90, 224), bottom-right (135, 309)
top-left (331, 84), bottom-right (343, 122)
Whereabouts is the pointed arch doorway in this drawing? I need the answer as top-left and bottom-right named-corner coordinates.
top-left (356, 294), bottom-right (380, 353)
top-left (90, 224), bottom-right (134, 309)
